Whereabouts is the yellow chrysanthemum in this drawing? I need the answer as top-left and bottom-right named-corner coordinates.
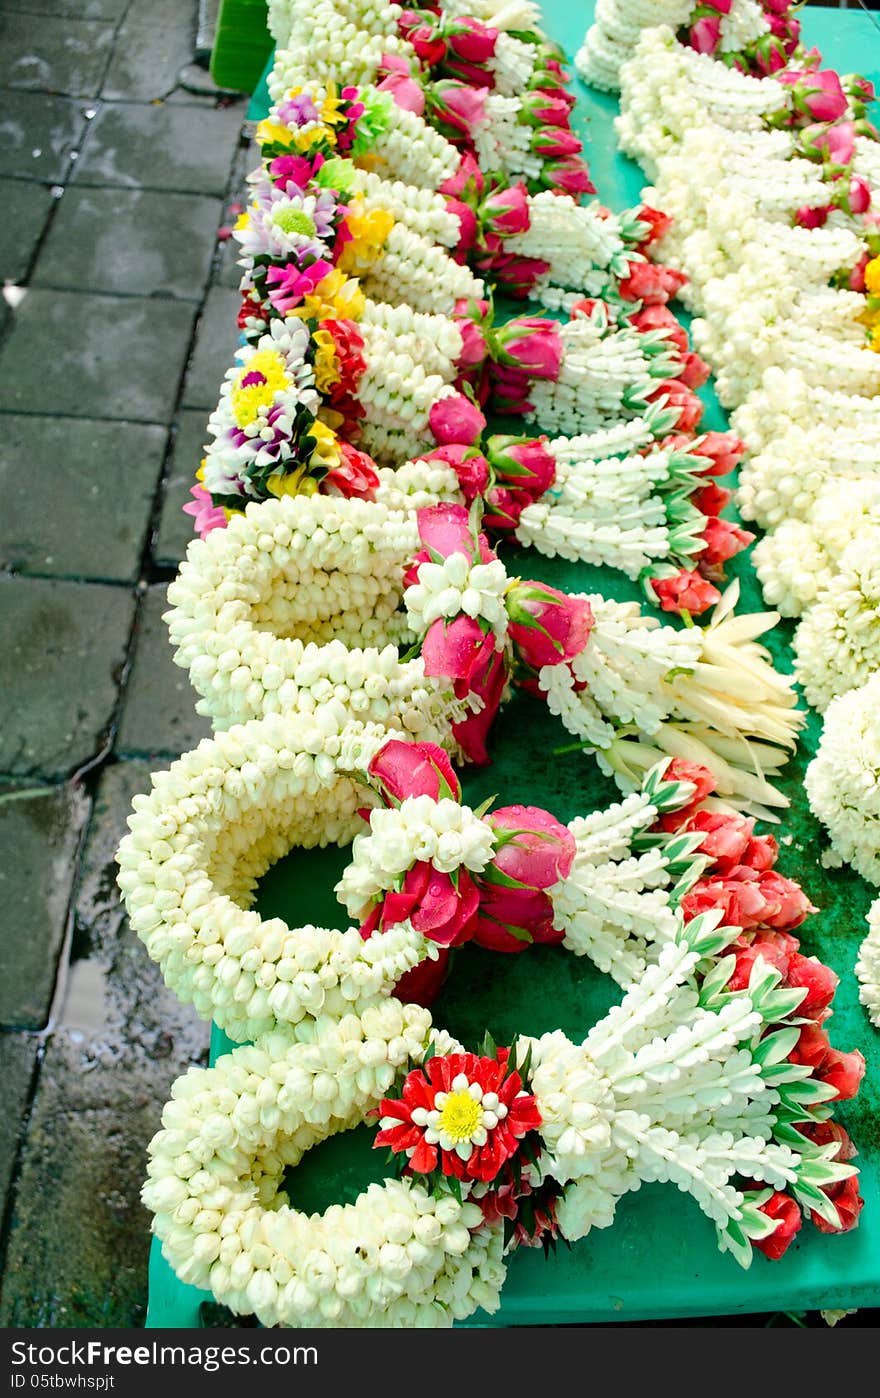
top-left (266, 465), bottom-right (319, 498)
top-left (338, 202), bottom-right (395, 271)
top-left (234, 209), bottom-right (252, 230)
top-left (307, 419), bottom-right (342, 470)
top-left (293, 124), bottom-right (337, 152)
top-left (255, 119), bottom-right (295, 149)
top-left (320, 85), bottom-right (347, 129)
top-left (864, 256), bottom-right (880, 297)
top-left (313, 328), bottom-right (341, 392)
top-left (302, 268), bottom-right (366, 322)
top-left (230, 350), bottom-right (290, 428)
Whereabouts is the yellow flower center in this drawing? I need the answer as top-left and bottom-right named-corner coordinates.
top-left (436, 1090), bottom-right (482, 1142)
top-left (230, 350), bottom-right (290, 428)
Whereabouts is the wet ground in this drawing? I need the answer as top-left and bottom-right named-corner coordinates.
top-left (0, 0), bottom-right (252, 1325)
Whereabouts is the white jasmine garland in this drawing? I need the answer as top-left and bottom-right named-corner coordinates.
top-left (806, 673), bottom-right (880, 886)
top-left (754, 478), bottom-right (880, 618)
top-left (404, 552), bottom-right (510, 644)
top-left (793, 527), bottom-right (880, 713)
top-left (857, 897), bottom-right (880, 1029)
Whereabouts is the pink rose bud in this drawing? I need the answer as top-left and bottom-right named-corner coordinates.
top-left (532, 127), bottom-right (583, 160)
top-left (636, 205), bottom-right (673, 248)
top-left (849, 252), bottom-right (870, 293)
top-left (430, 79), bottom-right (489, 137)
top-left (649, 379), bottom-right (704, 433)
top-left (481, 182), bottom-right (531, 237)
top-left (493, 317), bottom-right (563, 380)
top-left (439, 151), bottom-right (484, 200)
top-left (429, 393), bottom-right (487, 446)
top-left (486, 434), bottom-right (556, 496)
top-left (396, 11), bottom-right (447, 66)
top-left (785, 953), bottom-right (839, 1015)
top-left (753, 1193), bottom-right (802, 1260)
top-left (545, 154), bottom-right (595, 196)
top-left (649, 570), bottom-right (721, 616)
top-left (618, 260), bottom-right (688, 305)
top-left (803, 119), bottom-right (856, 166)
top-left (506, 581), bottom-right (593, 670)
top-left (393, 947), bottom-right (451, 1006)
top-left (795, 203), bottom-right (830, 229)
top-left (451, 646), bottom-right (507, 765)
top-left (689, 15), bottom-right (722, 54)
top-left (368, 738), bottom-right (461, 805)
top-left (473, 885), bottom-right (560, 953)
top-left (779, 69), bottom-right (848, 123)
top-left (698, 516), bottom-right (755, 569)
top-left (487, 805), bottom-right (576, 888)
top-left (447, 197), bottom-right (479, 255)
top-left (628, 303), bottom-right (689, 354)
top-left (376, 70), bottom-right (426, 116)
top-left (479, 251), bottom-right (549, 297)
top-left (847, 174), bottom-right (871, 215)
top-left (688, 811), bottom-right (754, 870)
top-left (401, 862), bottom-right (481, 946)
top-left (421, 614), bottom-right (497, 687)
top-left (523, 90), bottom-right (573, 127)
top-left (455, 316), bottom-right (490, 371)
top-left (420, 444), bottom-right (490, 504)
top-left (446, 17), bottom-right (498, 64)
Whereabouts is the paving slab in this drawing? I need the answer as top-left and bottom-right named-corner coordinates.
top-left (0, 289), bottom-right (195, 422)
top-left (0, 178), bottom-right (55, 284)
top-left (0, 783), bottom-right (90, 1029)
top-left (0, 1025), bottom-right (205, 1327)
top-left (102, 20), bottom-right (196, 102)
top-left (116, 584), bottom-right (211, 758)
top-left (73, 100), bottom-right (245, 196)
top-left (0, 1034), bottom-right (39, 1203)
top-left (153, 408), bottom-right (207, 567)
top-left (0, 90), bottom-right (87, 182)
top-left (3, 0), bottom-right (131, 18)
top-left (33, 186), bottom-right (222, 300)
top-left (0, 416), bottom-right (167, 582)
top-left (181, 285), bottom-right (240, 408)
top-left (0, 577), bottom-right (135, 780)
top-left (0, 13), bottom-right (115, 98)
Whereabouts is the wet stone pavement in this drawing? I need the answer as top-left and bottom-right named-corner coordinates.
top-left (0, 0), bottom-right (254, 1325)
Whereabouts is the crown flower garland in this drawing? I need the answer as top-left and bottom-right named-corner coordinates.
top-left (165, 495), bottom-right (801, 813)
top-left (129, 718), bottom-right (865, 1325)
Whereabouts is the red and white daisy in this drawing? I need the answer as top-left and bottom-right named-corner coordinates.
top-left (375, 1050), bottom-right (541, 1183)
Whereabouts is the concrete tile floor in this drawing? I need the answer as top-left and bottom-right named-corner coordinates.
top-left (0, 0), bottom-right (248, 1325)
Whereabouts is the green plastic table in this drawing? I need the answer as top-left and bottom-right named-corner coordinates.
top-left (147, 1), bottom-right (880, 1327)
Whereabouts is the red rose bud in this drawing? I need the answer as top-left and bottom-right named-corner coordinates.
top-left (522, 90), bottom-right (573, 127)
top-left (422, 614), bottom-right (497, 690)
top-left (688, 810), bottom-right (754, 870)
top-left (725, 936), bottom-right (792, 990)
top-left (753, 1193), bottom-right (802, 1261)
top-left (393, 947), bottom-right (451, 1007)
top-left (323, 441), bottom-right (380, 499)
top-left (480, 182), bottom-right (531, 237)
top-left (665, 759), bottom-right (716, 803)
top-left (636, 205), bottom-right (673, 248)
top-left (618, 260), bottom-right (688, 305)
top-left (480, 250), bottom-right (549, 297)
top-left (688, 430), bottom-right (746, 476)
top-left (545, 154), bottom-right (595, 196)
top-left (698, 516), bottom-right (755, 569)
top-left (403, 21), bottom-right (447, 66)
top-left (452, 646), bottom-right (507, 765)
top-left (506, 581), bottom-right (593, 670)
top-left (368, 737), bottom-right (461, 804)
top-left (683, 870), bottom-right (813, 934)
top-left (789, 1022), bottom-right (832, 1072)
top-left (473, 885), bottom-right (560, 952)
top-left (455, 316), bottom-right (490, 371)
top-left (801, 1120), bottom-right (857, 1161)
top-left (532, 127), bottom-right (583, 160)
top-left (420, 444), bottom-right (489, 504)
top-left (439, 151), bottom-right (484, 199)
top-left (401, 862), bottom-right (481, 946)
top-left (679, 351), bottom-right (711, 389)
top-left (795, 203), bottom-right (830, 229)
top-left (446, 17), bottom-right (498, 63)
top-left (447, 197), bottom-right (479, 255)
top-left (849, 252), bottom-right (870, 293)
top-left (429, 392), bottom-right (487, 445)
top-left (650, 569), bottom-right (721, 616)
top-left (689, 15), bottom-right (722, 53)
top-left (490, 364), bottom-right (535, 414)
top-left (812, 1176), bottom-right (864, 1235)
top-left (785, 953), bottom-right (839, 1016)
top-left (493, 317), bottom-right (562, 380)
top-left (649, 379), bottom-right (703, 432)
top-left (628, 303), bottom-right (688, 354)
top-left (820, 1048), bottom-right (866, 1101)
top-left (483, 486), bottom-right (526, 531)
top-left (692, 482), bottom-right (733, 517)
top-left (846, 174), bottom-right (872, 215)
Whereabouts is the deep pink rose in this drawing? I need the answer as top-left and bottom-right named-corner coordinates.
top-left (802, 119), bottom-right (856, 166)
top-left (650, 570), bottom-right (721, 616)
top-left (447, 197), bottom-right (479, 255)
top-left (368, 738), bottom-right (461, 805)
top-left (447, 17), bottom-right (498, 63)
top-left (376, 61), bottom-right (426, 116)
top-left (493, 317), bottom-right (562, 380)
top-left (419, 444), bottom-right (490, 504)
top-left (396, 12), bottom-right (446, 66)
top-left (778, 69), bottom-right (848, 123)
top-left (422, 614), bottom-right (496, 690)
top-left (488, 805), bottom-right (576, 889)
top-left (846, 175), bottom-right (871, 215)
top-left (698, 516), bottom-right (755, 569)
top-left (473, 884), bottom-right (561, 952)
top-left (393, 947), bottom-right (451, 1007)
top-left (430, 80), bottom-right (489, 137)
top-left (545, 154), bottom-right (595, 196)
top-left (522, 90), bottom-right (573, 127)
top-left (452, 646), bottom-right (507, 765)
top-left (439, 152), bottom-right (484, 199)
top-left (486, 434), bottom-right (556, 498)
top-left (795, 203), bottom-right (830, 229)
top-left (429, 393), bottom-right (487, 446)
top-left (481, 183), bottom-right (530, 237)
top-left (753, 1193), bottom-right (802, 1260)
top-left (400, 862), bottom-right (480, 946)
top-left (455, 316), bottom-right (490, 372)
top-left (414, 501), bottom-right (487, 561)
top-left (479, 251), bottom-right (549, 297)
top-left (618, 260), bottom-right (688, 305)
top-left (532, 127), bottom-right (583, 160)
top-left (507, 582), bottom-right (594, 670)
top-left (689, 16), bottom-right (722, 54)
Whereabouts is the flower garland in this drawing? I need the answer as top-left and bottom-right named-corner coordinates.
top-left (165, 495), bottom-right (801, 812)
top-left (133, 722), bottom-right (865, 1324)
